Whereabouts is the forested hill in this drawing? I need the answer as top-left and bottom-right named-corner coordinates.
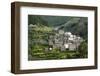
top-left (28, 15), bottom-right (88, 40)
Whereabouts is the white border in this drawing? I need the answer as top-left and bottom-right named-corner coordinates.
top-left (20, 6), bottom-right (95, 70)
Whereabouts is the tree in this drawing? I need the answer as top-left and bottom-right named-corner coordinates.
top-left (78, 41), bottom-right (88, 58)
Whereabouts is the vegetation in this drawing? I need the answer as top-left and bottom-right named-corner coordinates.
top-left (78, 41), bottom-right (88, 58)
top-left (28, 15), bottom-right (88, 60)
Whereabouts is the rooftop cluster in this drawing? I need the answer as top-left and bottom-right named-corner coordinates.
top-left (48, 30), bottom-right (84, 51)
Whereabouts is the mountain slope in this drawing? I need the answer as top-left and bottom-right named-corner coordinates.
top-left (28, 15), bottom-right (88, 39)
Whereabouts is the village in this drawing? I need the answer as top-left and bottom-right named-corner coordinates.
top-left (47, 29), bottom-right (84, 51)
top-left (29, 24), bottom-right (84, 52)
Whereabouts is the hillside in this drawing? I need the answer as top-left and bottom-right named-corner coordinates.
top-left (28, 15), bottom-right (88, 40)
